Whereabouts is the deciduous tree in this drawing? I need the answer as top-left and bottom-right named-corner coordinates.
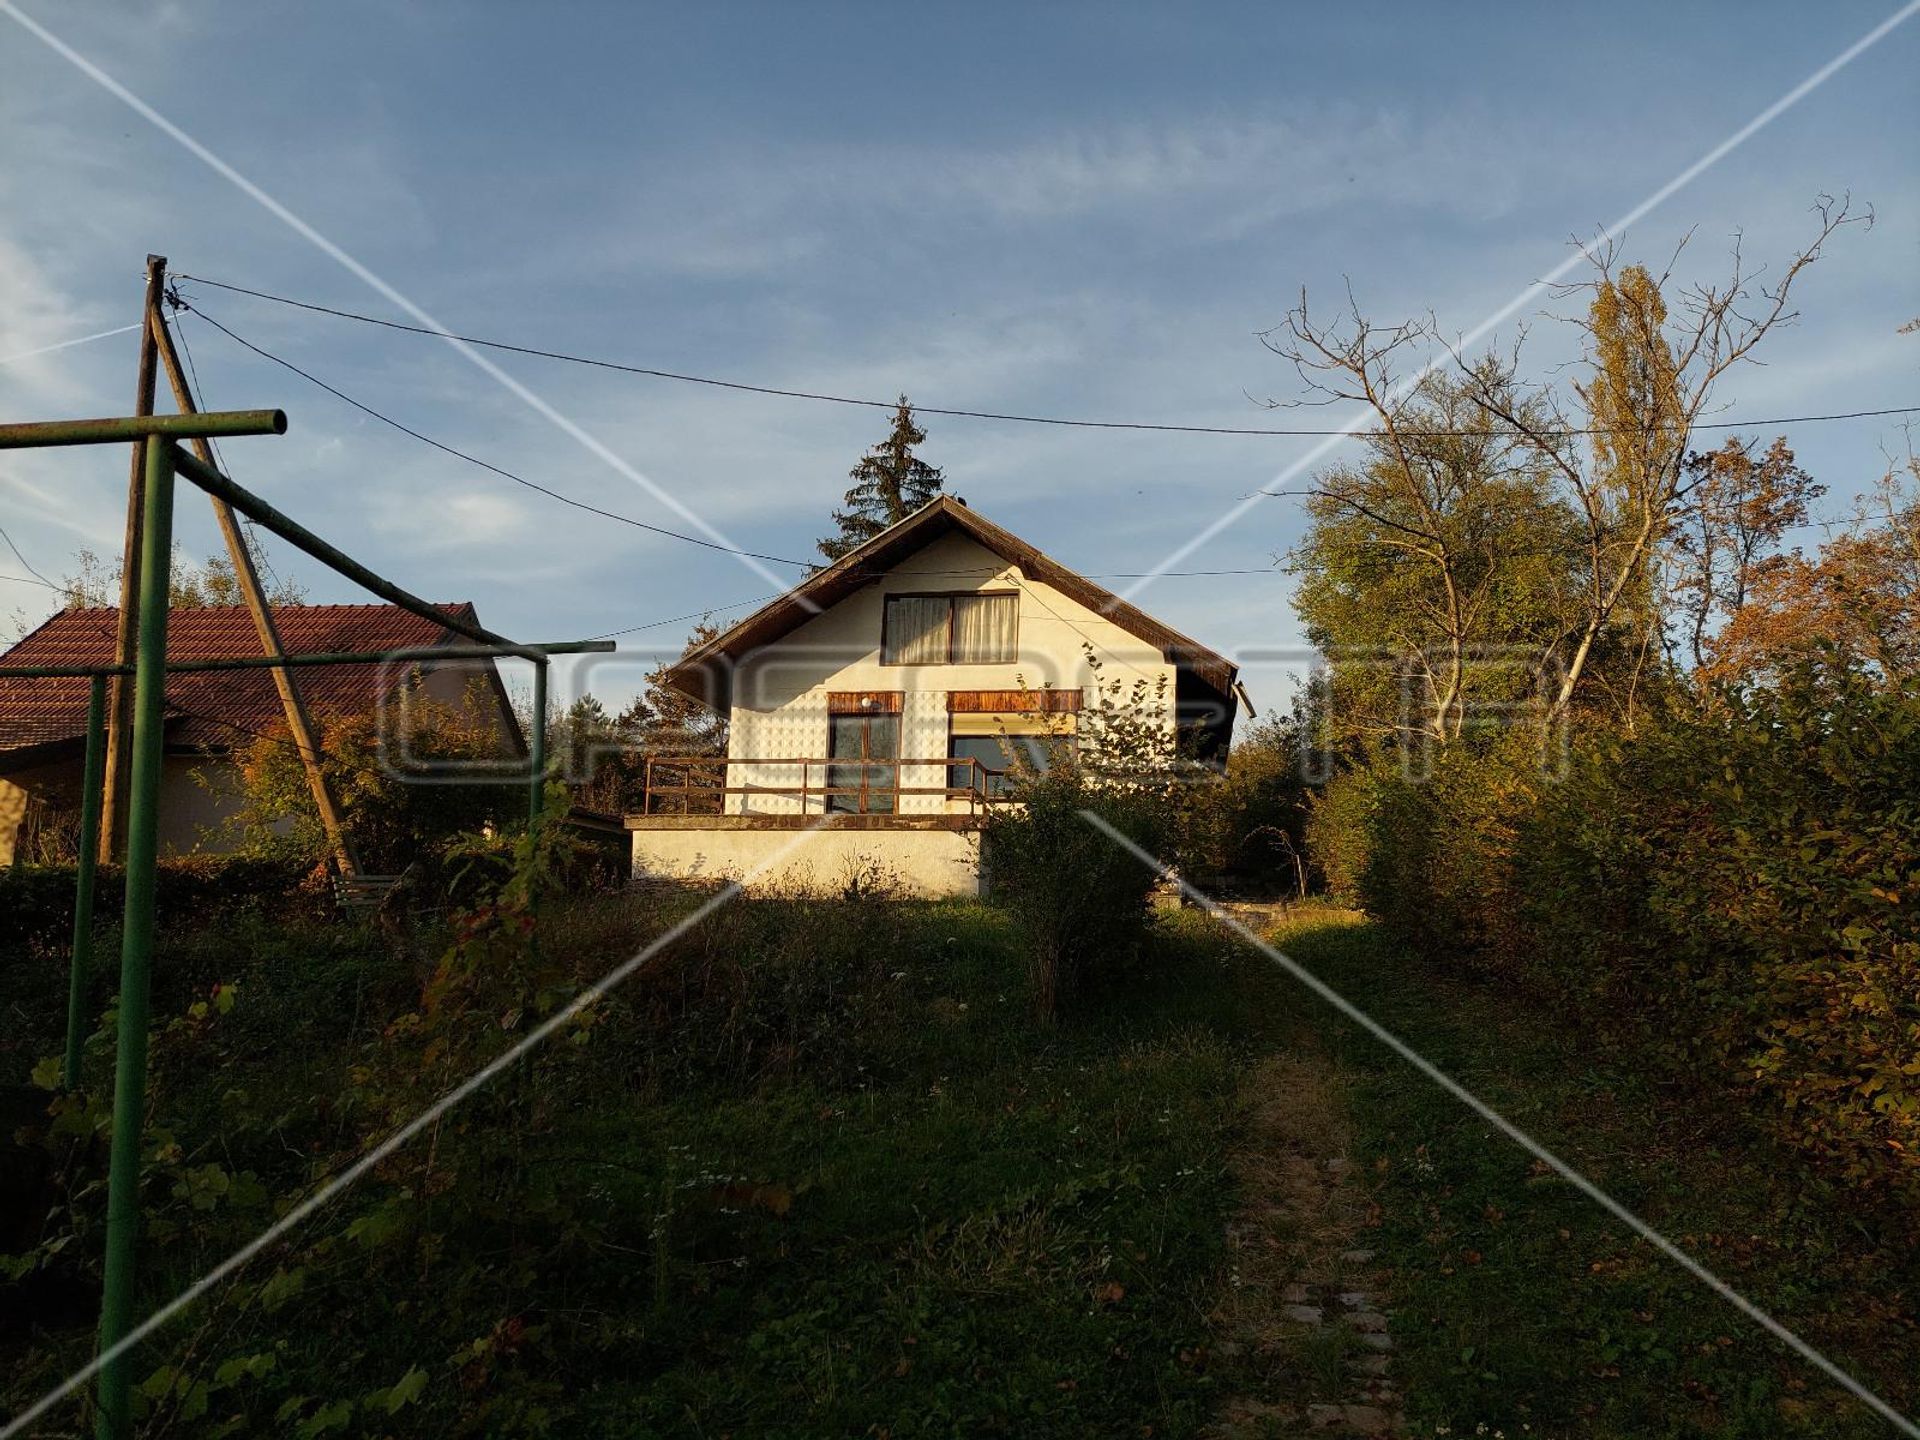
top-left (59, 543), bottom-right (307, 609)
top-left (1269, 333), bottom-right (1581, 752)
top-left (1455, 198), bottom-right (1862, 722)
top-left (1707, 447), bottom-right (1919, 682)
top-left (1667, 436), bottom-right (1823, 672)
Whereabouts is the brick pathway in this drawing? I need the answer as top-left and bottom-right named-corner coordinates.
top-left (1214, 1058), bottom-right (1406, 1437)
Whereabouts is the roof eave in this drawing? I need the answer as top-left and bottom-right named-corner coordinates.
top-left (660, 496), bottom-right (1238, 709)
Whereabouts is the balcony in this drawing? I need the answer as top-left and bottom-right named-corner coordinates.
top-left (636, 754), bottom-right (1001, 825)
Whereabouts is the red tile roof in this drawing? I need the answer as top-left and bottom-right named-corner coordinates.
top-left (0, 602), bottom-right (488, 757)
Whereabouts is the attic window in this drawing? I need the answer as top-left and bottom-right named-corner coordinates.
top-left (882, 592), bottom-right (1017, 665)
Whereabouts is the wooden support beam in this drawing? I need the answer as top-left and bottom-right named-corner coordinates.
top-left (99, 255), bottom-right (167, 865)
top-left (148, 302), bottom-right (361, 878)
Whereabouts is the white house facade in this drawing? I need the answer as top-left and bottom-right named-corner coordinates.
top-left (626, 498), bottom-right (1237, 896)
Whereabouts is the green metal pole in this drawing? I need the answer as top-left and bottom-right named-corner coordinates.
top-left (61, 674), bottom-right (108, 1091)
top-left (169, 447), bottom-right (506, 647)
top-left (529, 658), bottom-right (548, 827)
top-left (0, 409), bottom-right (285, 449)
top-left (0, 641), bottom-right (614, 681)
top-left (95, 439), bottom-right (175, 1440)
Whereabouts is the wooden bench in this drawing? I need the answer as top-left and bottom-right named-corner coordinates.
top-left (332, 873), bottom-right (407, 911)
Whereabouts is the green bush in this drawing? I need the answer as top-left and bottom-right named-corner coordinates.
top-left (1338, 658), bottom-right (1920, 1211)
top-left (1178, 717), bottom-right (1312, 898)
top-left (1641, 664), bottom-right (1919, 1196)
top-left (1302, 762), bottom-right (1378, 905)
top-left (984, 769), bottom-right (1172, 1020)
top-left (229, 681), bottom-right (520, 872)
top-left (0, 855), bottom-right (322, 956)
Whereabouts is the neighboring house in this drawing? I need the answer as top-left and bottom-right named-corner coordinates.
top-left (629, 497), bottom-right (1238, 896)
top-left (0, 602), bottom-right (523, 864)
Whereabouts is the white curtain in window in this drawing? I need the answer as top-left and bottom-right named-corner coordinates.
top-left (885, 595), bottom-right (950, 664)
top-left (950, 593), bottom-right (1017, 663)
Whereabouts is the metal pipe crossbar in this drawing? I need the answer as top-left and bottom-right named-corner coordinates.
top-left (168, 445), bottom-right (504, 647)
top-left (0, 410), bottom-right (285, 448)
top-left (0, 639), bottom-right (613, 680)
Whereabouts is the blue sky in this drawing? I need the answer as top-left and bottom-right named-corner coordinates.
top-left (1, 1), bottom-right (1915, 714)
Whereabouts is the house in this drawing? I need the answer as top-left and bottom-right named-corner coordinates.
top-left (0, 602), bottom-right (523, 864)
top-left (628, 497), bottom-right (1238, 896)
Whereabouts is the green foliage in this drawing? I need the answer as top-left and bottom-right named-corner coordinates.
top-left (1273, 907), bottom-right (1920, 1436)
top-left (229, 679), bottom-right (518, 872)
top-left (1339, 657), bottom-right (1920, 1218)
top-left (1302, 762), bottom-right (1378, 905)
top-left (56, 543), bottom-right (308, 611)
top-left (817, 397), bottom-right (945, 562)
top-left (1285, 362), bottom-right (1584, 749)
top-left (984, 651), bottom-right (1184, 1020)
top-left (0, 855), bottom-right (318, 957)
top-left (550, 623), bottom-right (728, 816)
top-left (1178, 717), bottom-right (1313, 898)
top-left (984, 770), bottom-right (1172, 1021)
top-left (1, 843), bottom-right (1265, 1435)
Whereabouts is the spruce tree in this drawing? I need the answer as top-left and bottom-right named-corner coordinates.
top-left (818, 397), bottom-right (944, 561)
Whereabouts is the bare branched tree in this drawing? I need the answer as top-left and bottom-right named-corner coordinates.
top-left (1448, 196), bottom-right (1867, 721)
top-left (1262, 294), bottom-right (1572, 744)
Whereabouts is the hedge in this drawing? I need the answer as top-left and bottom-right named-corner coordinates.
top-left (1317, 660), bottom-right (1920, 1214)
top-left (0, 856), bottom-right (326, 957)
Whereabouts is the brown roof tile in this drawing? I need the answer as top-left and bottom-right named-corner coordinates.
top-left (0, 602), bottom-right (484, 756)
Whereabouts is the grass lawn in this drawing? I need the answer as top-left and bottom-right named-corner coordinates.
top-left (3, 894), bottom-right (1279, 1438)
top-left (538, 931), bottom-right (1259, 1437)
top-left (1264, 907), bottom-right (1920, 1440)
top-left (7, 892), bottom-right (1917, 1437)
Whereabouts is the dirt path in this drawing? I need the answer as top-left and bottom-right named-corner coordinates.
top-left (1210, 915), bottom-right (1405, 1437)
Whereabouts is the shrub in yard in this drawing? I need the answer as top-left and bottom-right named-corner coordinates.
top-left (1348, 655), bottom-right (1920, 1215)
top-left (229, 678), bottom-right (519, 873)
top-left (984, 772), bottom-right (1174, 1022)
top-left (1318, 738), bottom-right (1530, 970)
top-left (0, 855), bottom-right (321, 959)
top-left (1638, 662), bottom-right (1919, 1198)
top-left (981, 654), bottom-right (1186, 1020)
top-left (1303, 760), bottom-right (1380, 905)
top-left (1178, 716), bottom-right (1313, 898)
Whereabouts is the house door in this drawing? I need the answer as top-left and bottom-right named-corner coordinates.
top-left (826, 712), bottom-right (899, 814)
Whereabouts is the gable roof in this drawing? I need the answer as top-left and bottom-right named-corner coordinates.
top-left (665, 497), bottom-right (1237, 712)
top-left (0, 601), bottom-right (495, 759)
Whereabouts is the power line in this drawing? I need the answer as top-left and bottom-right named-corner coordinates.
top-left (165, 302), bottom-right (298, 602)
top-left (178, 272), bottom-right (1920, 440)
top-left (0, 523), bottom-right (66, 593)
top-left (585, 595), bottom-right (785, 642)
top-left (0, 570), bottom-right (65, 591)
top-left (180, 304), bottom-right (1297, 582)
top-left (179, 301), bottom-right (819, 569)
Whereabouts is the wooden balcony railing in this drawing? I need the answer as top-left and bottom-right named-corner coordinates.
top-left (639, 754), bottom-right (1000, 818)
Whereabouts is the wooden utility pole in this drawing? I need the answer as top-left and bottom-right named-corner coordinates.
top-left (99, 256), bottom-right (166, 864)
top-left (149, 301), bottom-right (361, 877)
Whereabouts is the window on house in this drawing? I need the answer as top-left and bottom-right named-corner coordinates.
top-left (946, 713), bottom-right (1073, 798)
top-left (882, 592), bottom-right (1017, 665)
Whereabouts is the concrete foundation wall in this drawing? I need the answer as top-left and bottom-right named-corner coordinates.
top-left (631, 821), bottom-right (983, 898)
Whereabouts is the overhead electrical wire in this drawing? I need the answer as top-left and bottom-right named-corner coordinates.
top-left (178, 272), bottom-right (1920, 441)
top-left (0, 523), bottom-right (66, 593)
top-left (179, 300), bottom-right (820, 569)
top-left (166, 303), bottom-right (301, 603)
top-left (181, 303), bottom-right (1290, 582)
top-left (0, 570), bottom-right (64, 592)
